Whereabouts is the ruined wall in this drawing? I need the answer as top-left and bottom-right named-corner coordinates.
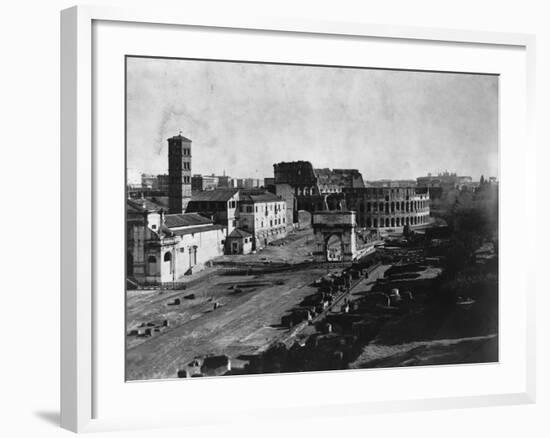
top-left (342, 187), bottom-right (430, 229)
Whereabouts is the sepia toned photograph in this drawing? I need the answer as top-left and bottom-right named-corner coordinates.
top-left (125, 56), bottom-right (499, 381)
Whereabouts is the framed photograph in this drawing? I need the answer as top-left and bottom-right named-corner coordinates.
top-left (61, 5), bottom-right (536, 433)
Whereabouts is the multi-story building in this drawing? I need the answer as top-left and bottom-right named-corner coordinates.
top-left (185, 188), bottom-right (287, 251)
top-left (127, 199), bottom-right (226, 284)
top-left (141, 173), bottom-right (157, 190)
top-left (191, 174), bottom-right (219, 191)
top-left (233, 178), bottom-right (261, 189)
top-left (416, 171), bottom-right (473, 199)
top-left (156, 174), bottom-right (170, 193)
top-left (272, 183), bottom-right (297, 226)
top-left (366, 179), bottom-right (417, 188)
top-left (185, 188), bottom-right (240, 237)
top-left (237, 190), bottom-right (287, 249)
top-left (417, 171), bottom-right (472, 188)
top-left (168, 133), bottom-right (192, 214)
top-left (217, 175), bottom-right (232, 188)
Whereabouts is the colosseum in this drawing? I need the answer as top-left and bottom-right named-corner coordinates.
top-left (341, 187), bottom-right (430, 229)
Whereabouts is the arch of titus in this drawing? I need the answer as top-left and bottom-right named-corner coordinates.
top-left (312, 211), bottom-right (358, 262)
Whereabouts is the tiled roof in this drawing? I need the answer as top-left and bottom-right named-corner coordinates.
top-left (127, 198), bottom-right (164, 213)
top-left (188, 189), bottom-right (239, 202)
top-left (228, 228), bottom-right (252, 238)
top-left (169, 134), bottom-right (192, 142)
top-left (165, 224), bottom-right (223, 236)
top-left (239, 190), bottom-right (281, 203)
top-left (164, 213), bottom-right (212, 228)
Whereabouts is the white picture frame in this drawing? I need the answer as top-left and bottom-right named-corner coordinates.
top-left (60, 5), bottom-right (536, 433)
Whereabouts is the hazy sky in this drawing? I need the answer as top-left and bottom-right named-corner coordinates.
top-left (126, 57), bottom-right (498, 183)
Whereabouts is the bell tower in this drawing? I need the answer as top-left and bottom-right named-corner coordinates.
top-left (168, 132), bottom-right (192, 214)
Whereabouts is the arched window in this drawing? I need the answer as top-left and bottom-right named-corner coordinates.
top-left (148, 255), bottom-right (157, 263)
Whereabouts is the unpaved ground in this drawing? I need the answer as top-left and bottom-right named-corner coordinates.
top-left (349, 334), bottom-right (498, 368)
top-left (126, 227), bottom-right (336, 381)
top-left (348, 280), bottom-right (499, 369)
top-left (215, 227), bottom-right (316, 265)
top-left (126, 267), bottom-right (329, 380)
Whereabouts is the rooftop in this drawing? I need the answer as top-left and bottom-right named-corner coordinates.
top-left (169, 133), bottom-right (192, 142)
top-left (164, 224), bottom-right (224, 236)
top-left (239, 190), bottom-right (281, 203)
top-left (228, 228), bottom-right (252, 238)
top-left (127, 198), bottom-right (164, 213)
top-left (188, 189), bottom-right (239, 202)
top-left (164, 213), bottom-right (212, 229)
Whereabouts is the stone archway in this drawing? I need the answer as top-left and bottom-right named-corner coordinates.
top-left (325, 234), bottom-right (344, 262)
top-left (312, 211), bottom-right (357, 262)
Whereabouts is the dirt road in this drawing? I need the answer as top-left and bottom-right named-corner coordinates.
top-left (126, 227), bottom-right (339, 380)
top-left (126, 266), bottom-right (329, 380)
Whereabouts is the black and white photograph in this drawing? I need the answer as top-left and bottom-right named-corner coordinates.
top-left (125, 56), bottom-right (499, 381)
